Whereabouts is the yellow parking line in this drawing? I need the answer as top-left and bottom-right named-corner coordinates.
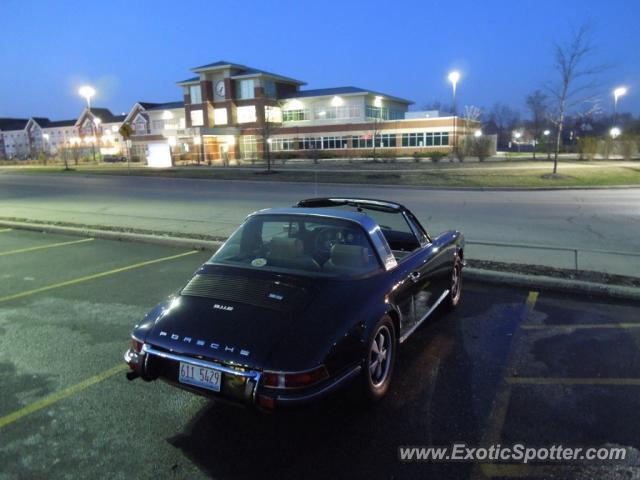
top-left (0, 237), bottom-right (94, 257)
top-left (477, 291), bottom-right (539, 445)
top-left (507, 376), bottom-right (640, 386)
top-left (0, 228), bottom-right (13, 233)
top-left (0, 250), bottom-right (198, 304)
top-left (0, 364), bottom-right (127, 430)
top-left (522, 323), bottom-right (640, 330)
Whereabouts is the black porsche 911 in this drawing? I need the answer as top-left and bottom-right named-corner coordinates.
top-left (124, 198), bottom-right (464, 410)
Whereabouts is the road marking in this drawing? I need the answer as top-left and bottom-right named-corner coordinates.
top-left (522, 323), bottom-right (640, 330)
top-left (0, 364), bottom-right (127, 430)
top-left (0, 250), bottom-right (198, 304)
top-left (474, 291), bottom-right (539, 479)
top-left (507, 376), bottom-right (640, 386)
top-left (0, 237), bottom-right (94, 257)
top-left (0, 228), bottom-right (13, 233)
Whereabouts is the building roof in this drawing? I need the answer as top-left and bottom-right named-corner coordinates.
top-left (88, 108), bottom-right (125, 123)
top-left (43, 119), bottom-right (77, 128)
top-left (0, 118), bottom-right (28, 131)
top-left (282, 86), bottom-right (413, 105)
top-left (145, 101), bottom-right (184, 111)
top-left (176, 76), bottom-right (200, 85)
top-left (191, 60), bottom-right (243, 71)
top-left (181, 60), bottom-right (306, 85)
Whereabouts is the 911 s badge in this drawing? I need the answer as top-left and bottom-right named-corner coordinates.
top-left (213, 303), bottom-right (234, 312)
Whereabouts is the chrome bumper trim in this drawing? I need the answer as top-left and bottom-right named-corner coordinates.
top-left (142, 344), bottom-right (261, 381)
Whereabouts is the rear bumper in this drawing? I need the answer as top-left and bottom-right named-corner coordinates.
top-left (124, 344), bottom-right (361, 410)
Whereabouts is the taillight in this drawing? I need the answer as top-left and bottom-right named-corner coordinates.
top-left (131, 336), bottom-right (144, 353)
top-left (262, 366), bottom-right (329, 389)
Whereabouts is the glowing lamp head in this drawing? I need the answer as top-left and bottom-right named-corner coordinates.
top-left (79, 86), bottom-right (95, 101)
top-left (614, 87), bottom-right (627, 100)
top-left (448, 71), bottom-right (461, 85)
top-left (543, 130), bottom-right (551, 136)
top-left (474, 129), bottom-right (482, 137)
top-left (610, 127), bottom-right (621, 139)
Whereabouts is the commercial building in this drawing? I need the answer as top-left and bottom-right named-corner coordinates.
top-left (2, 60), bottom-right (483, 164)
top-left (174, 60), bottom-right (479, 164)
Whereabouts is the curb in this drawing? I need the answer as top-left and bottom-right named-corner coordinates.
top-left (466, 268), bottom-right (640, 302)
top-left (2, 219), bottom-right (638, 301)
top-left (4, 169), bottom-right (640, 192)
top-left (0, 220), bottom-right (223, 252)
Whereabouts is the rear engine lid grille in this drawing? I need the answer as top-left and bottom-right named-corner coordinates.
top-left (180, 274), bottom-right (310, 312)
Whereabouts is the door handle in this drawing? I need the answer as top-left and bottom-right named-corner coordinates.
top-left (409, 271), bottom-right (421, 283)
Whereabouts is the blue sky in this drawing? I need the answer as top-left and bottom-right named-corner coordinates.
top-left (1, 0), bottom-right (638, 120)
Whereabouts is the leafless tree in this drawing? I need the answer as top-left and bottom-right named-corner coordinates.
top-left (464, 105), bottom-right (482, 123)
top-left (260, 105), bottom-right (280, 172)
top-left (525, 90), bottom-right (548, 160)
top-left (546, 22), bottom-right (605, 173)
top-left (488, 103), bottom-right (520, 149)
top-left (421, 101), bottom-right (453, 114)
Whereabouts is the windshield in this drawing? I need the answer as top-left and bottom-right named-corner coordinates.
top-left (209, 214), bottom-right (381, 277)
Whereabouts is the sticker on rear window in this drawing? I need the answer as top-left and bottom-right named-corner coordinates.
top-left (251, 258), bottom-right (267, 267)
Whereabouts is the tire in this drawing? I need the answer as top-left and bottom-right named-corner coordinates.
top-left (444, 255), bottom-right (463, 310)
top-left (358, 315), bottom-right (396, 403)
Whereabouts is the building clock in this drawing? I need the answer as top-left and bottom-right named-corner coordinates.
top-left (215, 80), bottom-right (226, 97)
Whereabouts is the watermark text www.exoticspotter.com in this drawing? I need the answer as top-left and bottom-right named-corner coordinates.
top-left (398, 444), bottom-right (627, 464)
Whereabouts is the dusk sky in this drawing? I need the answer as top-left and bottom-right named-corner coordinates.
top-left (2, 0), bottom-right (638, 120)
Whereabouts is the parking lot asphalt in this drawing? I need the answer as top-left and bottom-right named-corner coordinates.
top-left (1, 229), bottom-right (639, 479)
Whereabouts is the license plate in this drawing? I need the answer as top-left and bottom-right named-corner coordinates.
top-left (179, 362), bottom-right (222, 392)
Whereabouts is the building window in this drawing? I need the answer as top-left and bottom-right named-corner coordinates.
top-left (375, 134), bottom-right (397, 148)
top-left (425, 132), bottom-right (450, 146)
top-left (189, 85), bottom-right (202, 104)
top-left (322, 136), bottom-right (348, 149)
top-left (237, 106), bottom-right (257, 123)
top-left (401, 132), bottom-right (424, 147)
top-left (314, 105), bottom-right (361, 120)
top-left (263, 80), bottom-right (276, 99)
top-left (282, 109), bottom-right (309, 122)
top-left (366, 105), bottom-right (404, 120)
top-left (264, 106), bottom-right (282, 123)
top-left (239, 135), bottom-right (257, 159)
top-left (299, 137), bottom-right (323, 150)
top-left (351, 135), bottom-right (373, 149)
top-left (271, 138), bottom-right (295, 151)
top-left (190, 110), bottom-right (204, 127)
top-left (236, 79), bottom-right (255, 100)
top-left (214, 108), bottom-right (228, 125)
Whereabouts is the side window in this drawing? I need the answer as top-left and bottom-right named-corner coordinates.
top-left (405, 213), bottom-right (429, 245)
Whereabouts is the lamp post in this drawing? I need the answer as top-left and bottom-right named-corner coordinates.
top-left (613, 86), bottom-right (627, 127)
top-left (513, 131), bottom-right (522, 153)
top-left (448, 71), bottom-right (460, 156)
top-left (543, 130), bottom-right (551, 160)
top-left (79, 86), bottom-right (97, 162)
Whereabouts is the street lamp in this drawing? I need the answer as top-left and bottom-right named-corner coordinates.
top-left (448, 71), bottom-right (461, 155)
top-left (543, 130), bottom-right (551, 160)
top-left (610, 127), bottom-right (621, 139)
top-left (513, 131), bottom-right (522, 153)
top-left (79, 86), bottom-right (97, 162)
top-left (474, 129), bottom-right (482, 137)
top-left (613, 86), bottom-right (627, 128)
top-left (79, 86), bottom-right (95, 109)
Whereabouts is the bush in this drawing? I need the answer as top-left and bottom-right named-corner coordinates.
top-left (272, 152), bottom-right (297, 165)
top-left (378, 150), bottom-right (397, 163)
top-left (618, 137), bottom-right (637, 161)
top-left (429, 152), bottom-right (445, 163)
top-left (577, 136), bottom-right (598, 160)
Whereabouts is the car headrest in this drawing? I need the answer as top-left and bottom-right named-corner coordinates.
top-left (330, 244), bottom-right (367, 268)
top-left (269, 237), bottom-right (303, 259)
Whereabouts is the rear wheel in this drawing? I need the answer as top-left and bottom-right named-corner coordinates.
top-left (444, 256), bottom-right (463, 310)
top-left (358, 316), bottom-right (396, 403)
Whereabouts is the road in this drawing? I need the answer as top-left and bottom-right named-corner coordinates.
top-left (0, 172), bottom-right (638, 261)
top-left (1, 229), bottom-right (639, 479)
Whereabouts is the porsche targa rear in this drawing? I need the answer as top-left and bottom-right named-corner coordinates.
top-left (125, 198), bottom-right (464, 411)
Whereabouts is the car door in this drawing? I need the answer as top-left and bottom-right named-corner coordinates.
top-left (401, 212), bottom-right (440, 323)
